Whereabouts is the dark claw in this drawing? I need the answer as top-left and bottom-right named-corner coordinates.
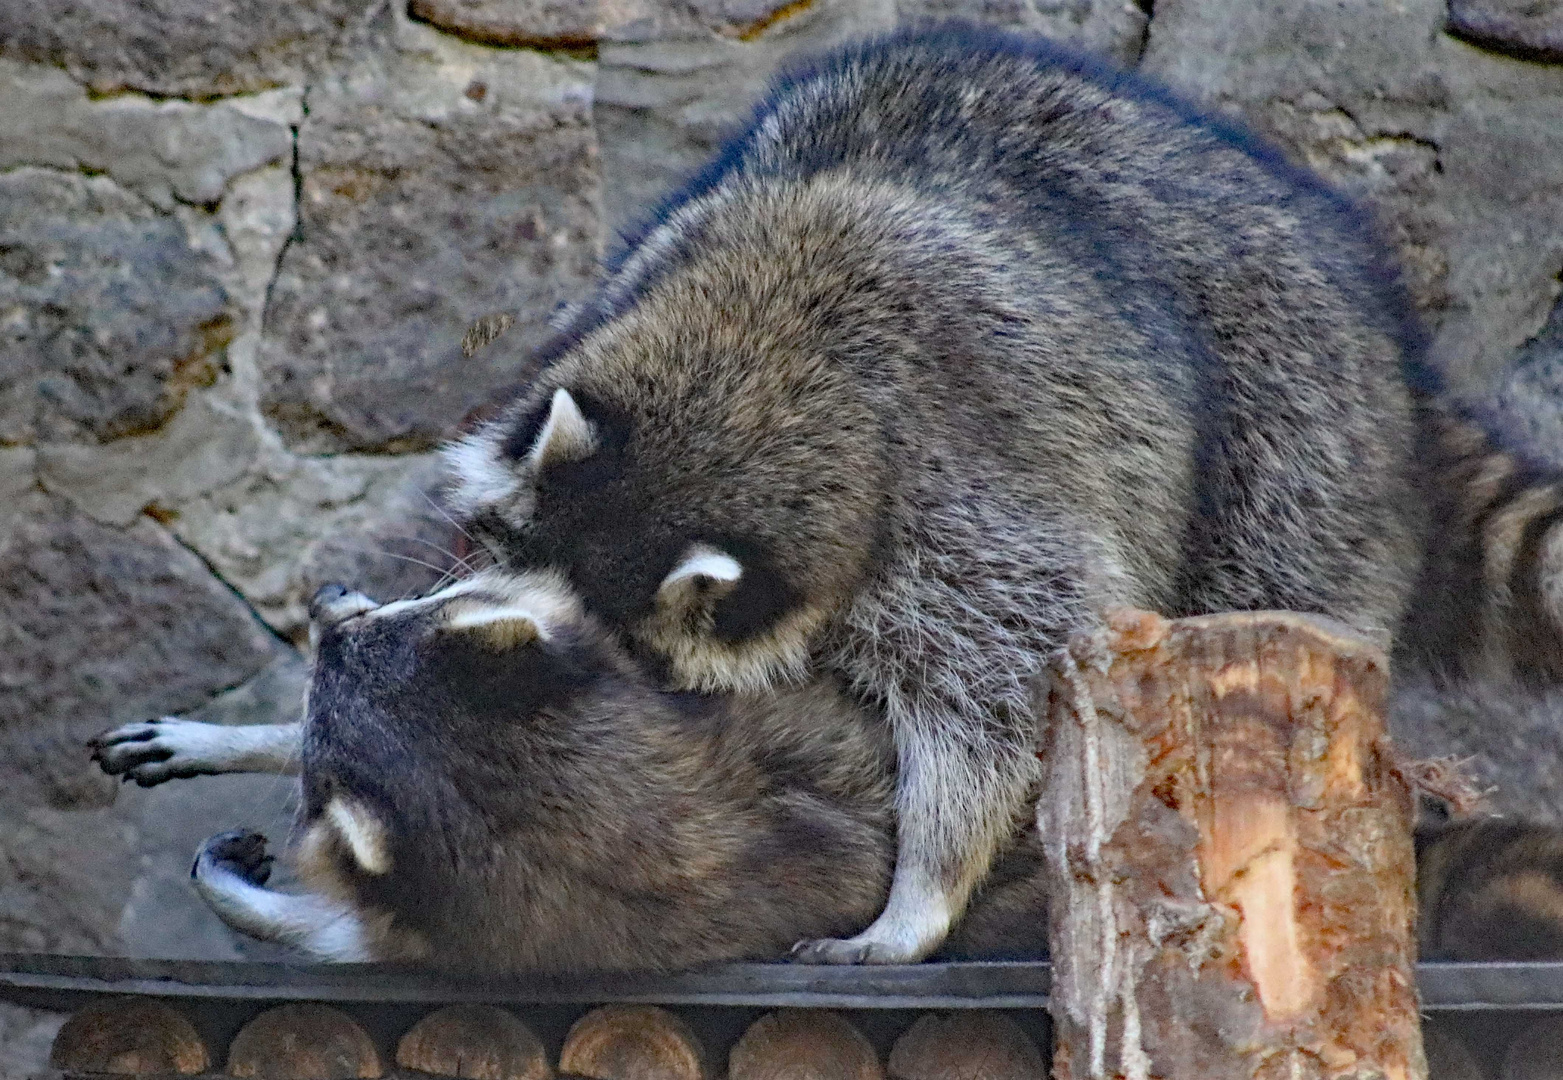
top-left (195, 830), bottom-right (273, 887)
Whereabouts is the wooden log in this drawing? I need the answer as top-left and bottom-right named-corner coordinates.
top-left (558, 1005), bottom-right (708, 1080)
top-left (729, 1010), bottom-right (882, 1080)
top-left (887, 1012), bottom-right (1044, 1080)
top-left (1037, 609), bottom-right (1425, 1080)
top-left (396, 1004), bottom-right (550, 1080)
top-left (49, 999), bottom-right (209, 1075)
top-left (225, 1002), bottom-right (382, 1078)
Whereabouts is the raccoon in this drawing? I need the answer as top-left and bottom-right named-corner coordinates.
top-left (440, 25), bottom-right (1426, 962)
top-left (1416, 813), bottom-right (1563, 962)
top-left (92, 573), bottom-right (1050, 972)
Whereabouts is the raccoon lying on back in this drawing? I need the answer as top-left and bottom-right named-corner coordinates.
top-left (443, 26), bottom-right (1425, 961)
top-left (93, 574), bottom-right (1048, 971)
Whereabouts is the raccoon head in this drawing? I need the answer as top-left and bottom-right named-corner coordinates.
top-left (295, 569), bottom-right (633, 914)
top-left (440, 266), bottom-right (891, 692)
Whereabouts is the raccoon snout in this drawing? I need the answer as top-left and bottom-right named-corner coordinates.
top-left (310, 584), bottom-right (379, 626)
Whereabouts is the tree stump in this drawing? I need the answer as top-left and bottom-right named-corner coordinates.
top-left (226, 1003), bottom-right (382, 1078)
top-left (728, 1010), bottom-right (883, 1080)
top-left (887, 1012), bottom-right (1044, 1080)
top-left (558, 1005), bottom-right (708, 1080)
top-left (49, 999), bottom-right (209, 1075)
top-left (1037, 609), bottom-right (1424, 1080)
top-left (396, 1004), bottom-right (550, 1080)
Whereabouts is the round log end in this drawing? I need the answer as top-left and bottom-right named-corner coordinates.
top-left (558, 1004), bottom-right (708, 1080)
top-left (887, 1012), bottom-right (1043, 1080)
top-left (226, 1002), bottom-right (382, 1078)
top-left (729, 1010), bottom-right (882, 1080)
top-left (396, 1004), bottom-right (550, 1080)
top-left (50, 1000), bottom-right (210, 1075)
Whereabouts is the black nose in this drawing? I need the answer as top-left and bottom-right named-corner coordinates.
top-left (309, 583), bottom-right (349, 620)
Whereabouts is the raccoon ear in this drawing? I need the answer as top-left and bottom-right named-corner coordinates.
top-left (443, 606), bottom-right (546, 650)
top-left (528, 388), bottom-right (598, 471)
top-left (325, 796), bottom-right (391, 876)
top-left (658, 545), bottom-right (744, 604)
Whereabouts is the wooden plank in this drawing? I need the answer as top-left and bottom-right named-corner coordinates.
top-left (4, 954), bottom-right (1563, 1013)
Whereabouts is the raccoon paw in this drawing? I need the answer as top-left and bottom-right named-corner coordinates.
top-left (791, 935), bottom-right (926, 965)
top-left (192, 830), bottom-right (273, 888)
top-left (89, 717), bottom-right (224, 786)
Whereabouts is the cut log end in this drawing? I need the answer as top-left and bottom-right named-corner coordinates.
top-left (225, 1002), bottom-right (382, 1079)
top-left (559, 1004), bottom-right (708, 1080)
top-left (887, 1011), bottom-right (1044, 1080)
top-left (729, 1010), bottom-right (882, 1080)
top-left (396, 1004), bottom-right (550, 1080)
top-left (49, 999), bottom-right (210, 1076)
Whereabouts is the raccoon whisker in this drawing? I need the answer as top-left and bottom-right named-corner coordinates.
top-left (420, 490), bottom-right (482, 547)
top-left (313, 544), bottom-right (474, 581)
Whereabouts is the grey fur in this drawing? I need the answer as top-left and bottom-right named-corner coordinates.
top-left (169, 572), bottom-right (1048, 972)
top-left (444, 25), bottom-right (1424, 961)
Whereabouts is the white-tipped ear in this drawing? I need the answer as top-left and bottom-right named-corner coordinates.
top-left (530, 388), bottom-right (597, 470)
top-left (443, 605), bottom-right (546, 649)
top-left (325, 796), bottom-right (391, 876)
top-left (659, 545), bottom-right (743, 603)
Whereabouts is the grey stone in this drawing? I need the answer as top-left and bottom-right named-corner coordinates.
top-left (0, 168), bottom-right (237, 446)
top-left (1447, 0), bottom-right (1563, 64)
top-left (0, 1001), bottom-right (65, 1078)
top-left (1140, 0), bottom-right (1563, 396)
top-left (257, 17), bottom-right (601, 452)
top-left (0, 57), bottom-right (293, 211)
top-left (0, 0), bottom-right (379, 99)
top-left (896, 0), bottom-right (1148, 66)
top-left (596, 0), bottom-right (897, 237)
top-left (407, 0), bottom-right (609, 46)
top-left (170, 451), bottom-right (463, 638)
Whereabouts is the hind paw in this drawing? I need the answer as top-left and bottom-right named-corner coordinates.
top-left (192, 830), bottom-right (273, 888)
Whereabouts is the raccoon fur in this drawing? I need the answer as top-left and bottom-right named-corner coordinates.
top-left (1416, 813), bottom-right (1563, 961)
top-left (441, 25), bottom-right (1426, 962)
top-left (96, 572), bottom-right (1050, 972)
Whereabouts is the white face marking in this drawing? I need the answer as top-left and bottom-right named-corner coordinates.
top-left (658, 544), bottom-right (744, 600)
top-left (529, 387), bottom-right (597, 471)
top-left (440, 427), bottom-right (517, 519)
top-left (325, 796), bottom-right (391, 876)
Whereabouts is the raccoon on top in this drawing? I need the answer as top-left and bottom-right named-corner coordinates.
top-left (444, 26), bottom-right (1425, 963)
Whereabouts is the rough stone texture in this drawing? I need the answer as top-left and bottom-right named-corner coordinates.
top-left (408, 0), bottom-right (616, 47)
top-left (0, 59), bottom-right (294, 210)
top-left (257, 14), bottom-right (601, 453)
top-left (897, 0), bottom-right (1147, 65)
top-left (595, 0), bottom-right (899, 238)
top-left (0, 168), bottom-right (237, 446)
top-left (1140, 0), bottom-right (1563, 400)
top-left (0, 1002), bottom-right (65, 1079)
top-left (0, 0), bottom-right (380, 98)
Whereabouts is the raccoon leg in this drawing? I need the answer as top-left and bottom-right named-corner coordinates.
top-left (90, 719), bottom-right (302, 786)
top-left (191, 830), bottom-right (374, 962)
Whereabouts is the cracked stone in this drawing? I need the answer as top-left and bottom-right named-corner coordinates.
top-left (896, 0), bottom-right (1148, 66)
top-left (408, 0), bottom-right (617, 46)
top-left (596, 0), bottom-right (898, 238)
top-left (1141, 0), bottom-right (1563, 395)
top-left (1447, 0), bottom-right (1563, 64)
top-left (0, 57), bottom-right (294, 211)
top-left (0, 0), bottom-right (380, 99)
top-left (257, 15), bottom-right (600, 452)
top-left (0, 1002), bottom-right (65, 1078)
top-left (171, 451), bottom-right (465, 638)
top-left (0, 168), bottom-right (237, 445)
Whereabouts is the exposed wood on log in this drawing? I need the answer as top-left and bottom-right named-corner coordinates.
top-left (1038, 609), bottom-right (1425, 1080)
top-left (396, 1004), bottom-right (551, 1080)
top-left (728, 1009), bottom-right (883, 1080)
top-left (225, 1002), bottom-right (382, 1078)
top-left (887, 1011), bottom-right (1044, 1080)
top-left (558, 1004), bottom-right (709, 1080)
top-left (48, 999), bottom-right (209, 1075)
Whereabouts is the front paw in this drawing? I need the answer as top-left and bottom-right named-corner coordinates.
top-left (89, 717), bottom-right (214, 787)
top-left (192, 830), bottom-right (273, 887)
top-left (791, 936), bottom-right (924, 965)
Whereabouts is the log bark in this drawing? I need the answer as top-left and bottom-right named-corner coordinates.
top-left (49, 999), bottom-right (209, 1075)
top-left (1038, 609), bottom-right (1425, 1080)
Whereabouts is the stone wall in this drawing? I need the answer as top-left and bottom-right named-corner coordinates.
top-left (2, 0), bottom-right (1563, 1067)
